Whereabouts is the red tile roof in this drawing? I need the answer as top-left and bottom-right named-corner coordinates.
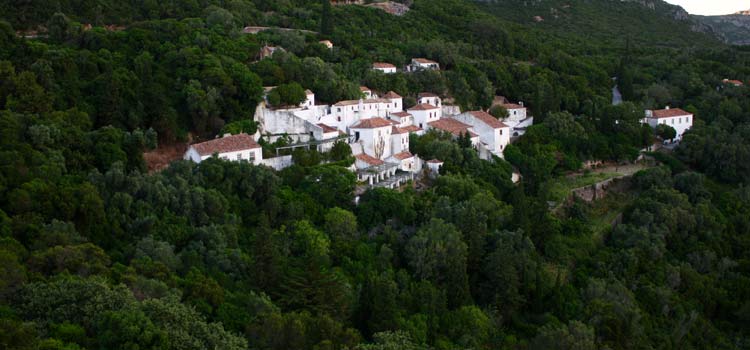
top-left (651, 108), bottom-right (692, 119)
top-left (191, 134), bottom-right (260, 156)
top-left (317, 123), bottom-right (338, 133)
top-left (382, 91), bottom-right (402, 99)
top-left (392, 151), bottom-right (414, 160)
top-left (502, 103), bottom-right (525, 110)
top-left (413, 58), bottom-right (438, 65)
top-left (355, 153), bottom-right (385, 166)
top-left (390, 111), bottom-right (412, 118)
top-left (408, 103), bottom-right (439, 111)
top-left (427, 159), bottom-right (443, 164)
top-left (428, 118), bottom-right (473, 137)
top-left (360, 86), bottom-right (371, 91)
top-left (392, 126), bottom-right (406, 134)
top-left (469, 111), bottom-right (508, 129)
top-left (723, 79), bottom-right (744, 86)
top-left (373, 62), bottom-right (396, 69)
top-left (351, 117), bottom-right (393, 129)
top-left (401, 125), bottom-right (423, 133)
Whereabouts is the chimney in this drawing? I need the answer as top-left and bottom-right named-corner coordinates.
top-left (519, 101), bottom-right (524, 107)
top-left (665, 106), bottom-right (670, 110)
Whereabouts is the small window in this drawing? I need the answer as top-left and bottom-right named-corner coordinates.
top-left (237, 153), bottom-right (242, 160)
top-left (337, 108), bottom-right (341, 112)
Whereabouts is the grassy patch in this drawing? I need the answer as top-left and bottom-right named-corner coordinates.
top-left (547, 172), bottom-right (623, 203)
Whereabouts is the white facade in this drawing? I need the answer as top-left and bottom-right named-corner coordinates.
top-left (389, 112), bottom-right (413, 127)
top-left (408, 104), bottom-right (441, 129)
top-left (408, 58), bottom-right (440, 72)
top-left (417, 93), bottom-right (441, 107)
top-left (302, 90), bottom-right (315, 108)
top-left (453, 111), bottom-right (511, 158)
top-left (390, 127), bottom-right (410, 154)
top-left (184, 140), bottom-right (262, 165)
top-left (373, 63), bottom-right (397, 74)
top-left (644, 107), bottom-right (693, 141)
top-left (351, 118), bottom-right (394, 159)
top-left (503, 103), bottom-right (527, 123)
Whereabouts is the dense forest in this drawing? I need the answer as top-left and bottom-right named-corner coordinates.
top-left (1, 0), bottom-right (750, 349)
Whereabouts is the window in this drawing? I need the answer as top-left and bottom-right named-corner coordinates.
top-left (337, 108), bottom-right (341, 112)
top-left (500, 130), bottom-right (503, 135)
top-left (237, 153), bottom-right (242, 160)
top-left (355, 131), bottom-right (360, 141)
top-left (337, 117), bottom-right (341, 122)
top-left (248, 152), bottom-right (255, 160)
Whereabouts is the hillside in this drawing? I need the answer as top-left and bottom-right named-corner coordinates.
top-left (696, 10), bottom-right (750, 46)
top-left (0, 0), bottom-right (750, 349)
top-left (474, 0), bottom-right (721, 48)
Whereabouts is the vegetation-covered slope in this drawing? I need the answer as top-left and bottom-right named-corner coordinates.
top-left (0, 0), bottom-right (749, 349)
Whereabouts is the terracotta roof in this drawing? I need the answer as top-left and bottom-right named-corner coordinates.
top-left (317, 123), bottom-right (338, 133)
top-left (428, 118), bottom-right (473, 137)
top-left (418, 92), bottom-right (438, 98)
top-left (651, 108), bottom-right (692, 119)
top-left (392, 126), bottom-right (407, 134)
top-left (373, 62), bottom-right (396, 69)
top-left (427, 159), bottom-right (443, 164)
top-left (392, 151), bottom-right (414, 160)
top-left (413, 58), bottom-right (438, 65)
top-left (401, 125), bottom-right (423, 133)
top-left (469, 111), bottom-right (508, 129)
top-left (408, 103), bottom-right (439, 111)
top-left (382, 91), bottom-right (402, 99)
top-left (390, 111), bottom-right (412, 118)
top-left (355, 153), bottom-right (384, 166)
top-left (502, 103), bottom-right (525, 110)
top-left (334, 98), bottom-right (390, 107)
top-left (723, 79), bottom-right (744, 86)
top-left (360, 86), bottom-right (371, 92)
top-left (351, 117), bottom-right (393, 129)
top-left (191, 134), bottom-right (260, 156)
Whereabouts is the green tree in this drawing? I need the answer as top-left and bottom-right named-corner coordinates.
top-left (406, 218), bottom-right (470, 307)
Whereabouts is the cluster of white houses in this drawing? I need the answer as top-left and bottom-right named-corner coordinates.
top-left (184, 83), bottom-right (535, 188)
top-left (184, 82), bottom-right (693, 189)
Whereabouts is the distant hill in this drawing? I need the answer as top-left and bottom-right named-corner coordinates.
top-left (474, 0), bottom-right (721, 48)
top-left (695, 9), bottom-right (750, 46)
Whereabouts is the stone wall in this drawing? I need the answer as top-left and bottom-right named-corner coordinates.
top-left (571, 176), bottom-right (632, 202)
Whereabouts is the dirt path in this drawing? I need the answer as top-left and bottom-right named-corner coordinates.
top-left (143, 143), bottom-right (188, 173)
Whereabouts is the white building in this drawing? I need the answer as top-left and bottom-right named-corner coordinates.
top-left (643, 107), bottom-right (693, 141)
top-left (417, 92), bottom-right (441, 107)
top-left (390, 126), bottom-right (410, 154)
top-left (453, 111), bottom-right (511, 159)
top-left (426, 159), bottom-right (443, 178)
top-left (382, 91), bottom-right (403, 111)
top-left (184, 133), bottom-right (262, 164)
top-left (302, 89), bottom-right (315, 108)
top-left (503, 102), bottom-right (527, 122)
top-left (407, 58), bottom-right (440, 72)
top-left (388, 111), bottom-right (413, 127)
top-left (501, 102), bottom-right (534, 137)
top-left (388, 151), bottom-right (416, 172)
top-left (360, 86), bottom-right (375, 99)
top-left (372, 62), bottom-right (397, 74)
top-left (350, 117), bottom-right (394, 159)
top-left (408, 103), bottom-right (441, 129)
